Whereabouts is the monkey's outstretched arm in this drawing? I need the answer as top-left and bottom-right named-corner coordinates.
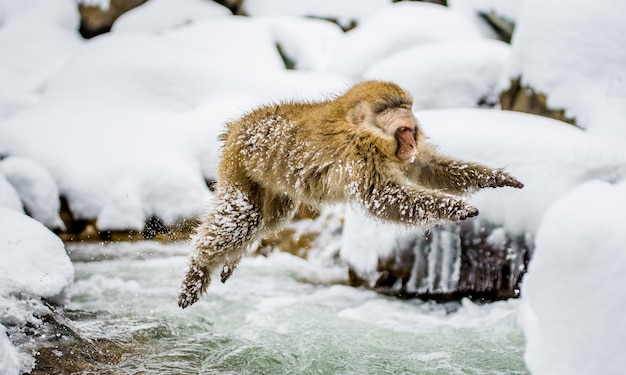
top-left (406, 148), bottom-right (523, 195)
top-left (355, 182), bottom-right (479, 226)
top-left (178, 187), bottom-right (262, 309)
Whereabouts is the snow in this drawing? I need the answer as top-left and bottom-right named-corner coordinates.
top-left (0, 0), bottom-right (82, 119)
top-left (243, 0), bottom-right (391, 28)
top-left (341, 109), bottom-right (626, 274)
top-left (0, 207), bottom-right (74, 373)
top-left (111, 0), bottom-right (231, 33)
top-left (254, 16), bottom-right (344, 70)
top-left (0, 171), bottom-right (22, 212)
top-left (76, 0), bottom-right (110, 11)
top-left (1, 156), bottom-right (65, 230)
top-left (365, 40), bottom-right (511, 109)
top-left (505, 0), bottom-right (626, 147)
top-left (320, 2), bottom-right (483, 78)
top-left (520, 180), bottom-right (626, 375)
top-left (449, 0), bottom-right (525, 24)
top-left (0, 325), bottom-right (19, 375)
top-left (0, 207), bottom-right (73, 305)
top-left (0, 17), bottom-right (347, 230)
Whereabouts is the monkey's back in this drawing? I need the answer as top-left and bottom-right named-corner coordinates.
top-left (219, 101), bottom-right (357, 205)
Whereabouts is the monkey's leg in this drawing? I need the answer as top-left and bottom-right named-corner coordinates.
top-left (178, 188), bottom-right (261, 309)
top-left (359, 183), bottom-right (478, 226)
top-left (408, 154), bottom-right (523, 195)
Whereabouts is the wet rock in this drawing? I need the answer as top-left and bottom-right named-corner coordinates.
top-left (350, 218), bottom-right (532, 301)
top-left (1, 296), bottom-right (126, 375)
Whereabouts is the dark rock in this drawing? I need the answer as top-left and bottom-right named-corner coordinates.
top-left (500, 78), bottom-right (576, 126)
top-left (353, 218), bottom-right (532, 301)
top-left (78, 0), bottom-right (148, 39)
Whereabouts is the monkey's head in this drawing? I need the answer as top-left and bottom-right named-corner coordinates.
top-left (344, 81), bottom-right (419, 162)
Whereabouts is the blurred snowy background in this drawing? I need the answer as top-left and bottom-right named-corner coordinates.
top-left (1, 0), bottom-right (625, 374)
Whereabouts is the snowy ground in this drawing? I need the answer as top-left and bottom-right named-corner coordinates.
top-left (1, 0), bottom-right (625, 374)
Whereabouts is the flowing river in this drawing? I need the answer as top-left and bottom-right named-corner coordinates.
top-left (66, 241), bottom-right (528, 374)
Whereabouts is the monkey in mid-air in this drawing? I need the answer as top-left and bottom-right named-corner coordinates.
top-left (178, 80), bottom-right (523, 308)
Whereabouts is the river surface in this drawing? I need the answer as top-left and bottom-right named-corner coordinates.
top-left (66, 241), bottom-right (528, 374)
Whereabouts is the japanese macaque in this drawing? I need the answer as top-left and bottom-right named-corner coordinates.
top-left (178, 80), bottom-right (523, 308)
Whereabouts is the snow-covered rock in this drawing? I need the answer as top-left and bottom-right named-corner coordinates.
top-left (0, 17), bottom-right (347, 232)
top-left (0, 0), bottom-right (82, 119)
top-left (365, 40), bottom-right (511, 109)
top-left (320, 2), bottom-right (483, 78)
top-left (0, 171), bottom-right (22, 212)
top-left (111, 0), bottom-right (230, 33)
top-left (0, 207), bottom-right (73, 305)
top-left (0, 325), bottom-right (19, 375)
top-left (254, 15), bottom-right (344, 70)
top-left (520, 180), bottom-right (626, 375)
top-left (504, 0), bottom-right (626, 147)
top-left (0, 207), bottom-right (74, 373)
top-left (448, 0), bottom-right (525, 39)
top-left (1, 156), bottom-right (65, 230)
top-left (243, 0), bottom-right (391, 29)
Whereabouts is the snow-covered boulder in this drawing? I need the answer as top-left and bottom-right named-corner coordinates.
top-left (0, 171), bottom-right (22, 212)
top-left (1, 156), bottom-right (65, 230)
top-left (0, 207), bottom-right (74, 374)
top-left (365, 40), bottom-right (511, 109)
top-left (111, 0), bottom-right (230, 33)
top-left (520, 180), bottom-right (626, 375)
top-left (254, 16), bottom-right (344, 71)
top-left (0, 324), bottom-right (19, 375)
top-left (502, 0), bottom-right (626, 147)
top-left (341, 109), bottom-right (626, 297)
top-left (0, 0), bottom-right (82, 119)
top-left (320, 2), bottom-right (483, 78)
top-left (243, 0), bottom-right (391, 29)
top-left (0, 207), bottom-right (73, 305)
top-left (0, 16), bottom-right (347, 234)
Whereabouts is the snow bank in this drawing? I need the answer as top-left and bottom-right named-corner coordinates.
top-left (520, 180), bottom-right (626, 375)
top-left (320, 2), bottom-right (483, 78)
top-left (0, 0), bottom-right (82, 119)
top-left (0, 207), bottom-right (73, 305)
top-left (243, 0), bottom-right (391, 28)
top-left (1, 156), bottom-right (65, 230)
top-left (506, 0), bottom-right (626, 147)
top-left (0, 16), bottom-right (347, 231)
top-left (112, 0), bottom-right (230, 33)
top-left (365, 40), bottom-right (510, 109)
top-left (0, 171), bottom-right (22, 212)
top-left (0, 325), bottom-right (19, 375)
top-left (255, 16), bottom-right (344, 70)
top-left (0, 208), bottom-right (74, 373)
top-left (341, 109), bottom-right (626, 274)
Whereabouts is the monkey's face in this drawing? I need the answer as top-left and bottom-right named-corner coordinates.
top-left (377, 108), bottom-right (418, 162)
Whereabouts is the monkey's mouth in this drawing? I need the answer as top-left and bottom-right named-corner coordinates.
top-left (395, 127), bottom-right (417, 161)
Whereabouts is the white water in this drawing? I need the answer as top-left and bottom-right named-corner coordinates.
top-left (67, 241), bottom-right (528, 374)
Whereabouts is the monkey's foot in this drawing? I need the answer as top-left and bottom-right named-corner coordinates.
top-left (485, 171), bottom-right (524, 189)
top-left (178, 264), bottom-right (210, 309)
top-left (220, 264), bottom-right (234, 283)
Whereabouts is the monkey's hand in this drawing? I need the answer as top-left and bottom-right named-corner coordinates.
top-left (447, 199), bottom-right (479, 221)
top-left (481, 169), bottom-right (524, 189)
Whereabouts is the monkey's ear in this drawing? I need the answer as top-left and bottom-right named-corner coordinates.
top-left (347, 102), bottom-right (369, 126)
